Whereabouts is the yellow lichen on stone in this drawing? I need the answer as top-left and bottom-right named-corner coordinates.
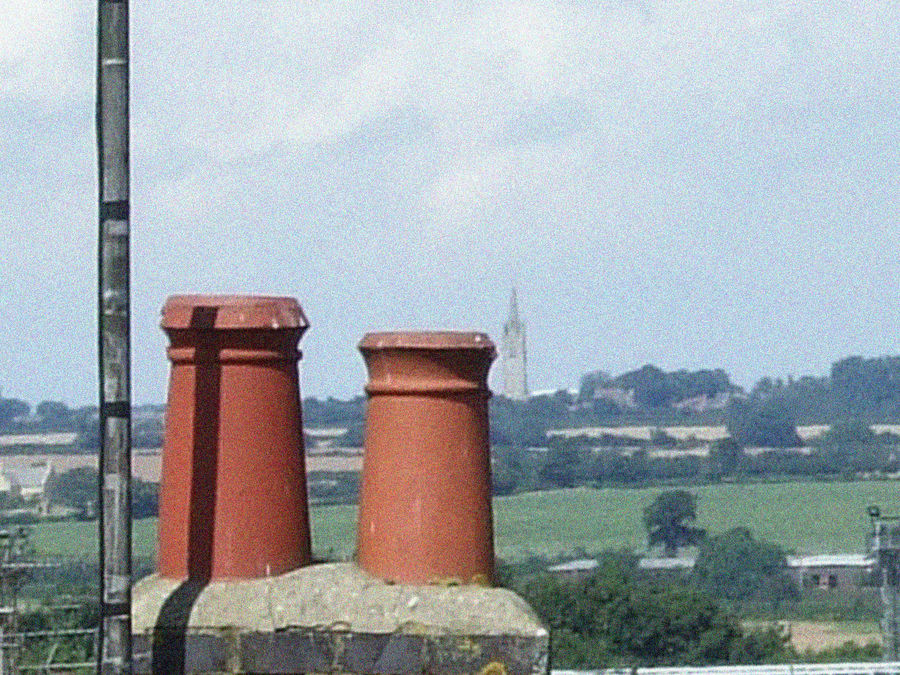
top-left (478, 660), bottom-right (508, 675)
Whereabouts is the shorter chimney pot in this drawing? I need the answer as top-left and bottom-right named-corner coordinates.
top-left (356, 330), bottom-right (497, 585)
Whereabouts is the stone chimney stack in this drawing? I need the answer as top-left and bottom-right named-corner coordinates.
top-left (133, 307), bottom-right (548, 674)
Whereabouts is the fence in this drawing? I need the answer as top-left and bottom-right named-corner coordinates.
top-left (555, 664), bottom-right (900, 675)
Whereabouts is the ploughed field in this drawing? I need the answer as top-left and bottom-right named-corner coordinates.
top-left (28, 480), bottom-right (900, 562)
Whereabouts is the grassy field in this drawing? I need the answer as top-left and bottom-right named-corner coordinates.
top-left (26, 479), bottom-right (900, 562)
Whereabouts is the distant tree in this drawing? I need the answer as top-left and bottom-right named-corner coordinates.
top-left (616, 365), bottom-right (671, 408)
top-left (46, 468), bottom-right (97, 519)
top-left (36, 401), bottom-right (71, 425)
top-left (71, 407), bottom-right (99, 452)
top-left (726, 400), bottom-right (801, 448)
top-left (490, 460), bottom-right (519, 496)
top-left (831, 356), bottom-right (900, 416)
top-left (606, 365), bottom-right (739, 410)
top-left (643, 490), bottom-right (705, 556)
top-left (709, 437), bottom-right (744, 476)
top-left (810, 418), bottom-right (884, 476)
top-left (132, 416), bottom-right (164, 449)
top-left (526, 391), bottom-right (572, 418)
top-left (517, 560), bottom-right (762, 668)
top-left (729, 625), bottom-right (793, 664)
top-left (335, 421), bottom-right (364, 447)
top-left (751, 377), bottom-right (776, 398)
top-left (131, 478), bottom-right (159, 519)
top-left (577, 370), bottom-right (612, 403)
top-left (814, 418), bottom-right (875, 447)
top-left (46, 468), bottom-right (158, 519)
top-left (489, 397), bottom-right (551, 447)
top-left (539, 446), bottom-right (578, 488)
top-left (301, 396), bottom-right (366, 427)
top-left (0, 491), bottom-right (25, 511)
top-left (0, 398), bottom-right (30, 427)
top-left (692, 527), bottom-right (798, 603)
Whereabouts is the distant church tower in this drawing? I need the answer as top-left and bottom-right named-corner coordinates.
top-left (501, 289), bottom-right (528, 400)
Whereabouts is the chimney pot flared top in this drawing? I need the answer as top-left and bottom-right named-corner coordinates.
top-left (161, 295), bottom-right (309, 331)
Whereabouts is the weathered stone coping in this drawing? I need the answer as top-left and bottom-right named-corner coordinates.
top-left (132, 562), bottom-right (549, 674)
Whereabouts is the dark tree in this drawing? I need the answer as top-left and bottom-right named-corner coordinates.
top-left (131, 478), bottom-right (159, 519)
top-left (692, 527), bottom-right (798, 603)
top-left (814, 418), bottom-right (875, 446)
top-left (539, 446), bottom-right (578, 488)
top-left (46, 468), bottom-right (158, 519)
top-left (488, 396), bottom-right (554, 447)
top-left (709, 437), bottom-right (744, 476)
top-left (726, 400), bottom-right (801, 448)
top-left (36, 400), bottom-right (71, 425)
top-left (513, 559), bottom-right (791, 668)
top-left (643, 490), bottom-right (705, 556)
top-left (46, 468), bottom-right (98, 519)
top-left (831, 356), bottom-right (900, 415)
top-left (0, 398), bottom-right (30, 427)
top-left (616, 365), bottom-right (671, 408)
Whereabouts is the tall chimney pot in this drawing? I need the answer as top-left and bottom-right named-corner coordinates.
top-left (157, 294), bottom-right (311, 580)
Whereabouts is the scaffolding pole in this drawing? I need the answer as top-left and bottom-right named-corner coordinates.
top-left (96, 0), bottom-right (132, 671)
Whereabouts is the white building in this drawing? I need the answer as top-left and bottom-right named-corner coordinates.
top-left (0, 461), bottom-right (54, 500)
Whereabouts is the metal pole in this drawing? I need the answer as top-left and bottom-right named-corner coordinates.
top-left (96, 0), bottom-right (132, 671)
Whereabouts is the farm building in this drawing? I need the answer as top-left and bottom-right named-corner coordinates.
top-left (786, 553), bottom-right (874, 590)
top-left (546, 558), bottom-right (600, 581)
top-left (548, 553), bottom-right (875, 591)
top-left (547, 556), bottom-right (696, 582)
top-left (0, 461), bottom-right (54, 500)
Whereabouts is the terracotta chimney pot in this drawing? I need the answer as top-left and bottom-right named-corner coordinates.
top-left (157, 295), bottom-right (311, 581)
top-left (356, 331), bottom-right (496, 585)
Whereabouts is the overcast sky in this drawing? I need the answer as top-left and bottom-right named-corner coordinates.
top-left (2, 1), bottom-right (898, 406)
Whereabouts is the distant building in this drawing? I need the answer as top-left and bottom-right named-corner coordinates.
top-left (787, 553), bottom-right (873, 590)
top-left (501, 289), bottom-right (528, 400)
top-left (637, 556), bottom-right (697, 574)
top-left (547, 556), bottom-right (696, 582)
top-left (671, 392), bottom-right (733, 414)
top-left (548, 553), bottom-right (875, 592)
top-left (546, 558), bottom-right (598, 582)
top-left (0, 461), bottom-right (54, 501)
top-left (591, 386), bottom-right (637, 408)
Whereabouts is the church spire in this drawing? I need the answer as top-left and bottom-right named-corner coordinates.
top-left (507, 288), bottom-right (521, 328)
top-left (501, 288), bottom-right (528, 400)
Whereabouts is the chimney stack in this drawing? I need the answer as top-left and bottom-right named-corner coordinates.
top-left (133, 314), bottom-right (548, 674)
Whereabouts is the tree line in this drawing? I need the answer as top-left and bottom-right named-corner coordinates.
top-left (3, 353), bottom-right (900, 450)
top-left (491, 425), bottom-right (900, 496)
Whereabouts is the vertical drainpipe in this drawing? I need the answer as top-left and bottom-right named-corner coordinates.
top-left (97, 0), bottom-right (131, 672)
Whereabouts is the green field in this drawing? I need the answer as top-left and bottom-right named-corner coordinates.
top-left (27, 480), bottom-right (900, 562)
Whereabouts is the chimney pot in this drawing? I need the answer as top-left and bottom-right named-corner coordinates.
top-left (356, 330), bottom-right (496, 584)
top-left (157, 294), bottom-right (311, 581)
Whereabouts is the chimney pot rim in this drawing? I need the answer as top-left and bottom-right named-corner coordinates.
top-left (359, 331), bottom-right (495, 351)
top-left (161, 294), bottom-right (309, 331)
